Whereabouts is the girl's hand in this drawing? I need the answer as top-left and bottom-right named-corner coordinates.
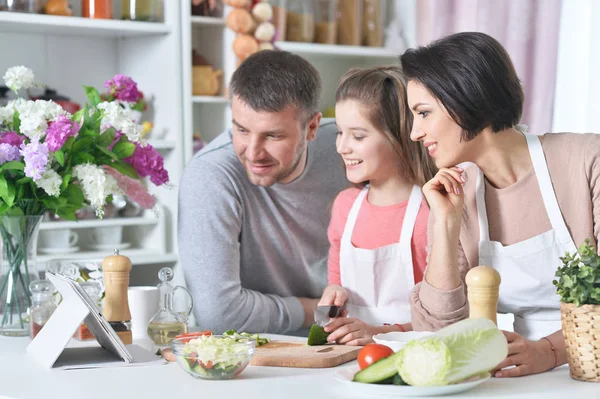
top-left (324, 317), bottom-right (379, 346)
top-left (318, 284), bottom-right (348, 308)
top-left (422, 167), bottom-right (466, 222)
top-left (492, 331), bottom-right (558, 377)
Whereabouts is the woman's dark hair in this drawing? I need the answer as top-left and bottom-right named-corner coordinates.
top-left (400, 32), bottom-right (524, 141)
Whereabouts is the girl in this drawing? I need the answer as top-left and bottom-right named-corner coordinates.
top-left (318, 66), bottom-right (437, 346)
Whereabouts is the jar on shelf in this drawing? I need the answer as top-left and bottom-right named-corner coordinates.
top-left (0, 0), bottom-right (40, 12)
top-left (74, 281), bottom-right (102, 341)
top-left (271, 0), bottom-right (287, 42)
top-left (191, 0), bottom-right (221, 17)
top-left (29, 280), bottom-right (57, 340)
top-left (285, 0), bottom-right (314, 43)
top-left (337, 0), bottom-right (362, 46)
top-left (362, 0), bottom-right (383, 47)
top-left (314, 0), bottom-right (337, 44)
top-left (82, 0), bottom-right (113, 19)
top-left (121, 0), bottom-right (163, 22)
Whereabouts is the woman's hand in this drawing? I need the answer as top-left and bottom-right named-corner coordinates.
top-left (492, 331), bottom-right (557, 378)
top-left (324, 317), bottom-right (379, 346)
top-left (318, 284), bottom-right (348, 307)
top-left (422, 167), bottom-right (466, 223)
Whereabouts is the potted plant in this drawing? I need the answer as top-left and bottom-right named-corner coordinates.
top-left (0, 66), bottom-right (169, 337)
top-left (554, 238), bottom-right (600, 382)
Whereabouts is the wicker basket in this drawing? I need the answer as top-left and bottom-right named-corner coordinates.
top-left (560, 302), bottom-right (600, 382)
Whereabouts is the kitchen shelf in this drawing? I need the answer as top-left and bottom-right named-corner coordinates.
top-left (40, 217), bottom-right (159, 230)
top-left (191, 16), bottom-right (226, 26)
top-left (0, 12), bottom-right (171, 38)
top-left (192, 96), bottom-right (230, 104)
top-left (275, 41), bottom-right (399, 58)
top-left (37, 249), bottom-right (178, 265)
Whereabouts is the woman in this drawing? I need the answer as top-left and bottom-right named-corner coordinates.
top-left (318, 66), bottom-right (437, 345)
top-left (401, 32), bottom-right (600, 377)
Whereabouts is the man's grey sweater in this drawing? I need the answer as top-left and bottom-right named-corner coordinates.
top-left (178, 122), bottom-right (347, 334)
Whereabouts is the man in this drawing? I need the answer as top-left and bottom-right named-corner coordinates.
top-left (178, 50), bottom-right (347, 334)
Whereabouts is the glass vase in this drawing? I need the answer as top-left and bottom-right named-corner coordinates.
top-left (0, 215), bottom-right (43, 337)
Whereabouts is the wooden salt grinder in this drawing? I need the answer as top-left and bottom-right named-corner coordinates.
top-left (102, 249), bottom-right (133, 344)
top-left (465, 266), bottom-right (501, 326)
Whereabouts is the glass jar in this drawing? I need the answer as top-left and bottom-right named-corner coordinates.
top-left (0, 0), bottom-right (40, 12)
top-left (314, 0), bottom-right (337, 44)
top-left (74, 281), bottom-right (102, 341)
top-left (82, 0), bottom-right (113, 19)
top-left (271, 0), bottom-right (287, 42)
top-left (29, 280), bottom-right (56, 340)
top-left (285, 0), bottom-right (314, 43)
top-left (362, 0), bottom-right (383, 47)
top-left (121, 0), bottom-right (163, 22)
top-left (337, 0), bottom-right (362, 46)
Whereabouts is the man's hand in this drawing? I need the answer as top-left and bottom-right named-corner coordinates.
top-left (298, 297), bottom-right (320, 328)
top-left (318, 284), bottom-right (348, 307)
top-left (492, 331), bottom-right (558, 377)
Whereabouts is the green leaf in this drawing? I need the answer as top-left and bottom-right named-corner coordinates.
top-left (74, 153), bottom-right (95, 165)
top-left (54, 150), bottom-right (65, 166)
top-left (62, 184), bottom-right (84, 207)
top-left (60, 174), bottom-right (71, 191)
top-left (0, 161), bottom-right (24, 172)
top-left (13, 110), bottom-right (20, 132)
top-left (110, 161), bottom-right (138, 179)
top-left (554, 238), bottom-right (600, 306)
top-left (83, 85), bottom-right (102, 107)
top-left (95, 145), bottom-right (118, 161)
top-left (72, 136), bottom-right (95, 154)
top-left (97, 127), bottom-right (116, 148)
top-left (0, 174), bottom-right (9, 205)
top-left (72, 108), bottom-right (85, 124)
top-left (113, 142), bottom-right (136, 159)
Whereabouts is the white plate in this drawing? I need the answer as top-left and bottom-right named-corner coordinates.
top-left (373, 331), bottom-right (435, 352)
top-left (88, 242), bottom-right (131, 251)
top-left (334, 365), bottom-right (491, 397)
top-left (39, 246), bottom-right (80, 255)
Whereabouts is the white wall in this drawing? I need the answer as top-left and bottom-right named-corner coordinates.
top-left (552, 0), bottom-right (600, 133)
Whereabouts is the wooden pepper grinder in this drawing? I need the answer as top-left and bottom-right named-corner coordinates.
top-left (102, 249), bottom-right (133, 344)
top-left (466, 265), bottom-right (501, 326)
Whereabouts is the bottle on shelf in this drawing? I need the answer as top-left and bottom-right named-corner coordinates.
top-left (362, 0), bottom-right (383, 47)
top-left (121, 0), bottom-right (163, 22)
top-left (82, 0), bottom-right (113, 19)
top-left (271, 0), bottom-right (287, 42)
top-left (146, 267), bottom-right (194, 346)
top-left (0, 0), bottom-right (40, 12)
top-left (337, 0), bottom-right (363, 46)
top-left (285, 0), bottom-right (314, 43)
top-left (29, 280), bottom-right (57, 340)
top-left (314, 0), bottom-right (337, 44)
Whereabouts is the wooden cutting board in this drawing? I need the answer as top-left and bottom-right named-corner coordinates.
top-left (250, 341), bottom-right (361, 368)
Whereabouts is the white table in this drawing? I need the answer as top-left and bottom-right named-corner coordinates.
top-left (1, 334), bottom-right (597, 399)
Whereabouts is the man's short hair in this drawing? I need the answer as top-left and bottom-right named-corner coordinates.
top-left (229, 51), bottom-right (322, 123)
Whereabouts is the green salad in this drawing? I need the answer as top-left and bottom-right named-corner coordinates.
top-left (180, 335), bottom-right (254, 378)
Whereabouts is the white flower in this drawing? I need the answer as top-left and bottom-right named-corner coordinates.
top-left (0, 98), bottom-right (25, 125)
top-left (12, 100), bottom-right (68, 140)
top-left (72, 163), bottom-right (123, 218)
top-left (36, 169), bottom-right (62, 197)
top-left (3, 66), bottom-right (35, 93)
top-left (97, 101), bottom-right (145, 145)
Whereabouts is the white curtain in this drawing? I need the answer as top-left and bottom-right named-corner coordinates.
top-left (552, 0), bottom-right (600, 133)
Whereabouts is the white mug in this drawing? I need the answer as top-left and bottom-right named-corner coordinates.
top-left (128, 286), bottom-right (160, 341)
top-left (40, 229), bottom-right (78, 249)
top-left (91, 225), bottom-right (123, 246)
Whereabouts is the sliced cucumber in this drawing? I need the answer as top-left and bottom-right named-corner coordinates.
top-left (353, 351), bottom-right (403, 383)
top-left (393, 373), bottom-right (407, 385)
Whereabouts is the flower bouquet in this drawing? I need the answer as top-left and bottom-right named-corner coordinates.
top-left (0, 66), bottom-right (169, 336)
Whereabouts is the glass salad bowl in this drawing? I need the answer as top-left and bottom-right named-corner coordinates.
top-left (171, 334), bottom-right (256, 380)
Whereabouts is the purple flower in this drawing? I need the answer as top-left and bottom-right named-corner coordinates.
top-left (124, 143), bottom-right (169, 186)
top-left (20, 140), bottom-right (49, 181)
top-left (0, 131), bottom-right (25, 147)
top-left (0, 143), bottom-right (21, 165)
top-left (104, 74), bottom-right (141, 103)
top-left (45, 115), bottom-right (81, 151)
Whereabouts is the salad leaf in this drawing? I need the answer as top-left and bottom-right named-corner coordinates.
top-left (223, 329), bottom-right (270, 346)
top-left (397, 318), bottom-right (507, 387)
top-left (553, 238), bottom-right (600, 306)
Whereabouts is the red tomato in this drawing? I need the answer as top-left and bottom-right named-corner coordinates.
top-left (175, 330), bottom-right (212, 343)
top-left (357, 343), bottom-right (394, 370)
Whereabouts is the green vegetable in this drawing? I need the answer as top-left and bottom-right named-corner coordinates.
top-left (223, 329), bottom-right (270, 346)
top-left (353, 351), bottom-right (403, 383)
top-left (392, 374), bottom-right (407, 385)
top-left (307, 324), bottom-right (330, 346)
top-left (397, 318), bottom-right (507, 387)
top-left (553, 238), bottom-right (600, 306)
top-left (182, 335), bottom-right (251, 370)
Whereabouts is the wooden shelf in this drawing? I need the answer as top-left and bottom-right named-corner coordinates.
top-left (37, 249), bottom-right (178, 265)
top-left (0, 12), bottom-right (171, 38)
top-left (40, 217), bottom-right (159, 230)
top-left (192, 96), bottom-right (229, 104)
top-left (275, 41), bottom-right (399, 58)
top-left (191, 16), bottom-right (226, 26)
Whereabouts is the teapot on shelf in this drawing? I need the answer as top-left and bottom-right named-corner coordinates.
top-left (192, 66), bottom-right (223, 96)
